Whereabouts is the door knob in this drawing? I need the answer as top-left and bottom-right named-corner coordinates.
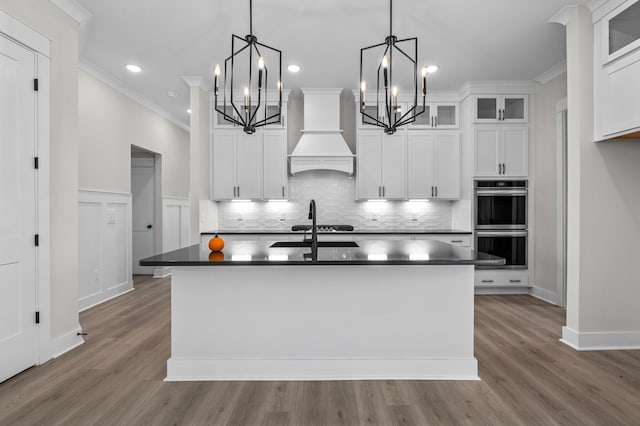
top-left (147, 225), bottom-right (153, 229)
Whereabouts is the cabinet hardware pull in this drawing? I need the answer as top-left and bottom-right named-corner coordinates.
top-left (482, 280), bottom-right (494, 283)
top-left (435, 116), bottom-right (438, 127)
top-left (237, 186), bottom-right (240, 197)
top-left (383, 186), bottom-right (385, 197)
top-left (509, 279), bottom-right (522, 283)
top-left (502, 163), bottom-right (506, 174)
top-left (451, 240), bottom-right (463, 243)
top-left (435, 186), bottom-right (438, 197)
top-left (233, 186), bottom-right (236, 197)
top-left (282, 186), bottom-right (285, 197)
top-left (431, 186), bottom-right (434, 197)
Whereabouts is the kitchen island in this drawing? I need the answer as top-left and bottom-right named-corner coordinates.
top-left (140, 239), bottom-right (504, 381)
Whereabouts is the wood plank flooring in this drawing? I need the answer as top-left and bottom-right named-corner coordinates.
top-left (1, 275), bottom-right (639, 425)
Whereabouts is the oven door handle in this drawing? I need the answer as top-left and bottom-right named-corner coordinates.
top-left (475, 190), bottom-right (528, 196)
top-left (476, 231), bottom-right (528, 237)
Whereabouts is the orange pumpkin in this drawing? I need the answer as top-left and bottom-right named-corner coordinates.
top-left (208, 251), bottom-right (225, 262)
top-left (208, 234), bottom-right (225, 252)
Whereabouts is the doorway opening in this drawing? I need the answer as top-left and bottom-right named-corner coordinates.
top-left (131, 146), bottom-right (162, 275)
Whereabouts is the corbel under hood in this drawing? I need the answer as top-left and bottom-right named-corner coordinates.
top-left (289, 89), bottom-right (355, 175)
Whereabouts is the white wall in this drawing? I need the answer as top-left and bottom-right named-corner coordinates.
top-left (562, 6), bottom-right (640, 349)
top-left (0, 0), bottom-right (81, 346)
top-left (78, 70), bottom-right (189, 197)
top-left (533, 73), bottom-right (567, 302)
top-left (77, 69), bottom-right (189, 306)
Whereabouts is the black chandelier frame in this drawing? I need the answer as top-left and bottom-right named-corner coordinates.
top-left (360, 0), bottom-right (427, 135)
top-left (214, 0), bottom-right (283, 134)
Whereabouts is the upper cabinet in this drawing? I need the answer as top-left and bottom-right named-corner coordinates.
top-left (407, 132), bottom-right (460, 200)
top-left (262, 131), bottom-right (288, 200)
top-left (211, 131), bottom-right (262, 200)
top-left (474, 126), bottom-right (528, 177)
top-left (356, 131), bottom-right (406, 200)
top-left (594, 0), bottom-right (640, 140)
top-left (409, 103), bottom-right (459, 129)
top-left (473, 95), bottom-right (528, 123)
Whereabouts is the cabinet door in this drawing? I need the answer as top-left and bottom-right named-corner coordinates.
top-left (262, 131), bottom-right (287, 199)
top-left (502, 127), bottom-right (528, 176)
top-left (357, 132), bottom-right (382, 199)
top-left (434, 104), bottom-right (458, 128)
top-left (474, 97), bottom-right (499, 122)
top-left (502, 96), bottom-right (528, 122)
top-left (409, 104), bottom-right (432, 128)
top-left (212, 131), bottom-right (236, 200)
top-left (381, 133), bottom-right (406, 199)
top-left (433, 133), bottom-right (460, 199)
top-left (235, 133), bottom-right (262, 199)
top-left (407, 132), bottom-right (435, 199)
top-left (474, 127), bottom-right (500, 176)
top-left (213, 105), bottom-right (238, 128)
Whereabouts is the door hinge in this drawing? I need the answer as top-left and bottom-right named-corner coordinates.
top-left (35, 234), bottom-right (39, 247)
top-left (34, 78), bottom-right (39, 91)
top-left (34, 157), bottom-right (39, 169)
top-left (35, 311), bottom-right (40, 324)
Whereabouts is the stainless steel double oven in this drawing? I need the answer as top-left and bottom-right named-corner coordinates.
top-left (474, 180), bottom-right (528, 269)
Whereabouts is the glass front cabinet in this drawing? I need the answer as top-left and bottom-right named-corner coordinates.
top-left (474, 95), bottom-right (528, 123)
top-left (409, 103), bottom-right (459, 129)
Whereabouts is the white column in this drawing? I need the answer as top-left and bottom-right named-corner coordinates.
top-left (551, 5), bottom-right (640, 350)
top-left (182, 76), bottom-right (218, 244)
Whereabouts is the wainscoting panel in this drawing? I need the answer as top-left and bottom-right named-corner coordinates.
top-left (78, 190), bottom-right (133, 311)
top-left (163, 197), bottom-right (191, 252)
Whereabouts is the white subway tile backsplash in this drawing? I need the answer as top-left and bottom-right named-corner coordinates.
top-left (217, 171), bottom-right (452, 231)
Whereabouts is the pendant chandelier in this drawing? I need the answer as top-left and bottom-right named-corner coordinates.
top-left (360, 0), bottom-right (428, 134)
top-left (214, 0), bottom-right (282, 134)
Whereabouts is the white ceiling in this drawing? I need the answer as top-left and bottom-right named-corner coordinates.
top-left (75, 0), bottom-right (589, 128)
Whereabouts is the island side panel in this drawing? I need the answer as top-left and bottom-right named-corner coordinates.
top-left (168, 264), bottom-right (476, 381)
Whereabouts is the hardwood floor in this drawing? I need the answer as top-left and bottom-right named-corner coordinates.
top-left (1, 275), bottom-right (639, 425)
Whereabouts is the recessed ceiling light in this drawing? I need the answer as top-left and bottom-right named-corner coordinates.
top-left (186, 108), bottom-right (192, 114)
top-left (425, 65), bottom-right (439, 74)
top-left (126, 64), bottom-right (142, 73)
top-left (287, 64), bottom-right (301, 73)
top-left (167, 91), bottom-right (177, 98)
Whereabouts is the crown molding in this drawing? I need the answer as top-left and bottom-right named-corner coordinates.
top-left (457, 81), bottom-right (538, 100)
top-left (534, 60), bottom-right (567, 84)
top-left (181, 76), bottom-right (213, 93)
top-left (49, 0), bottom-right (91, 24)
top-left (81, 58), bottom-right (190, 132)
top-left (548, 5), bottom-right (577, 26)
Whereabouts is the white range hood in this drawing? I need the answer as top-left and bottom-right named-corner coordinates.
top-left (289, 89), bottom-right (355, 175)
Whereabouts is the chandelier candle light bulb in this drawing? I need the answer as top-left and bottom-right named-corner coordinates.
top-left (392, 86), bottom-right (398, 111)
top-left (214, 64), bottom-right (221, 95)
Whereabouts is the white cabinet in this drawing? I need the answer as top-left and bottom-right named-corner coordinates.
top-left (594, 0), bottom-right (640, 139)
top-left (474, 270), bottom-right (529, 288)
top-left (474, 126), bottom-right (528, 177)
top-left (262, 131), bottom-right (288, 200)
top-left (212, 131), bottom-right (261, 200)
top-left (409, 103), bottom-right (459, 129)
top-left (212, 100), bottom-right (287, 129)
top-left (357, 131), bottom-right (406, 200)
top-left (407, 131), bottom-right (460, 200)
top-left (474, 95), bottom-right (528, 123)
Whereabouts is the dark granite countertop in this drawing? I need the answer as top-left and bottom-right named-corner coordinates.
top-left (140, 239), bottom-right (503, 267)
top-left (201, 229), bottom-right (472, 235)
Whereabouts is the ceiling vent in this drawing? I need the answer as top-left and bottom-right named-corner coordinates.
top-left (289, 89), bottom-right (354, 175)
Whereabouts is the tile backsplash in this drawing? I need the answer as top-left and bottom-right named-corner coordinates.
top-left (217, 171), bottom-right (452, 231)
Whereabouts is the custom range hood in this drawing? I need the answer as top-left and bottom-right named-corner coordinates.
top-left (289, 89), bottom-right (355, 175)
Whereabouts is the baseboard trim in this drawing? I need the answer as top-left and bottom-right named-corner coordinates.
top-left (529, 286), bottom-right (559, 306)
top-left (561, 326), bottom-right (640, 351)
top-left (474, 287), bottom-right (529, 295)
top-left (49, 327), bottom-right (85, 359)
top-left (166, 357), bottom-right (479, 382)
top-left (153, 267), bottom-right (171, 278)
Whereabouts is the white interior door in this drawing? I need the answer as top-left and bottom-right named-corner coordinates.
top-left (131, 157), bottom-right (155, 275)
top-left (0, 37), bottom-right (38, 383)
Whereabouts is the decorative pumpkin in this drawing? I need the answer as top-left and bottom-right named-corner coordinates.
top-left (208, 251), bottom-right (225, 262)
top-left (208, 234), bottom-right (225, 252)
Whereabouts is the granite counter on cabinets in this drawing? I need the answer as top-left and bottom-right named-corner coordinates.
top-left (141, 239), bottom-right (502, 382)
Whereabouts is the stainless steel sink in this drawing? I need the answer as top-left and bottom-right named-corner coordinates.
top-left (269, 241), bottom-right (359, 248)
